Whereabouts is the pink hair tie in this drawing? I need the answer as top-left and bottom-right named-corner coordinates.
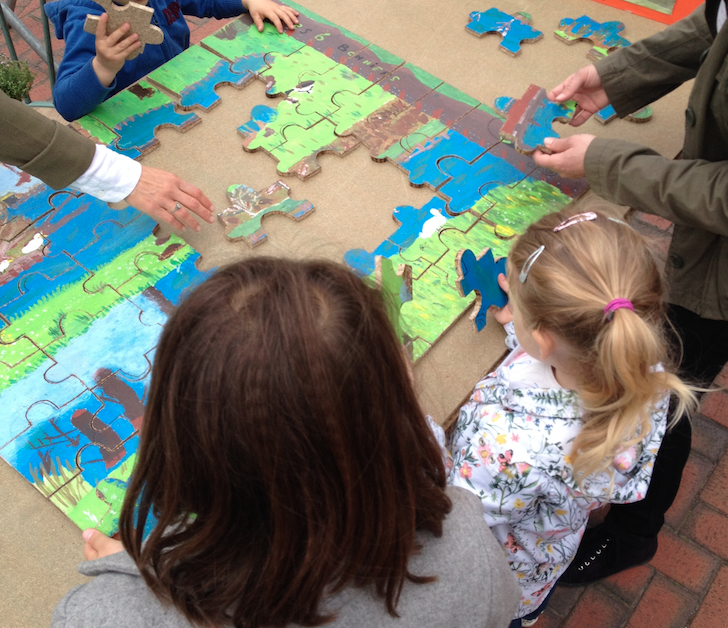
top-left (604, 298), bottom-right (634, 321)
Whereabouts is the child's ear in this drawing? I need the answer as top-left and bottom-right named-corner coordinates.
top-left (531, 328), bottom-right (556, 361)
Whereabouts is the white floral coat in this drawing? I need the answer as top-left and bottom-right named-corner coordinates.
top-left (447, 325), bottom-right (668, 619)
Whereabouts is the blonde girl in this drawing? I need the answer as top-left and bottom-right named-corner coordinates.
top-left (449, 208), bottom-right (696, 627)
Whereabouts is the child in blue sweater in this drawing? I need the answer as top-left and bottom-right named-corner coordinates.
top-left (46, 0), bottom-right (298, 121)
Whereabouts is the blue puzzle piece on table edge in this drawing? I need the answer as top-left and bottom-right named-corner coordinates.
top-left (455, 248), bottom-right (507, 331)
top-left (466, 8), bottom-right (543, 56)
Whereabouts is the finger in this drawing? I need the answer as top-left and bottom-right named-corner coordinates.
top-left (169, 203), bottom-right (201, 232)
top-left (177, 182), bottom-right (216, 223)
top-left (279, 7), bottom-right (298, 30)
top-left (267, 11), bottom-right (284, 33)
top-left (95, 13), bottom-right (109, 39)
top-left (546, 78), bottom-right (569, 103)
top-left (571, 107), bottom-right (593, 126)
top-left (532, 148), bottom-right (553, 168)
top-left (541, 137), bottom-right (571, 154)
top-left (106, 22), bottom-right (132, 46)
top-left (250, 10), bottom-right (265, 32)
top-left (156, 206), bottom-right (188, 232)
top-left (82, 529), bottom-right (122, 561)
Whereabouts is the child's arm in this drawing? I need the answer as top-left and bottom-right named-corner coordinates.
top-left (91, 13), bottom-right (140, 88)
top-left (181, 0), bottom-right (298, 33)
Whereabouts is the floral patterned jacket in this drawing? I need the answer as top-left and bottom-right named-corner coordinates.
top-left (447, 325), bottom-right (668, 619)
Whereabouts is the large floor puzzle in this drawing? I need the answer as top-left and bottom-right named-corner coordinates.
top-left (1, 1), bottom-right (588, 534)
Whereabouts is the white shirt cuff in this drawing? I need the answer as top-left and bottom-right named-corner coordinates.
top-left (69, 144), bottom-right (142, 202)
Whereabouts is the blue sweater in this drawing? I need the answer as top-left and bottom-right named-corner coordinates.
top-left (46, 0), bottom-right (246, 121)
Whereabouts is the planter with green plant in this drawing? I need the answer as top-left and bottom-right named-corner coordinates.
top-left (0, 52), bottom-right (34, 101)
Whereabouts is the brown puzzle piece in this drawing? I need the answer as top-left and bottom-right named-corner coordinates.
top-left (84, 0), bottom-right (164, 60)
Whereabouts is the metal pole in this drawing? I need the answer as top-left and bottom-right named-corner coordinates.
top-left (0, 0), bottom-right (58, 72)
top-left (0, 0), bottom-right (18, 62)
top-left (38, 0), bottom-right (55, 87)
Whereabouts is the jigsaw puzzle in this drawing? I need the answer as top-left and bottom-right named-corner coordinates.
top-left (83, 0), bottom-right (164, 60)
top-left (554, 15), bottom-right (631, 61)
top-left (455, 248), bottom-right (507, 331)
top-left (465, 8), bottom-right (543, 56)
top-left (1, 6), bottom-right (591, 537)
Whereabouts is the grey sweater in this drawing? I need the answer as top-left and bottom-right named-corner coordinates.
top-left (52, 487), bottom-right (520, 627)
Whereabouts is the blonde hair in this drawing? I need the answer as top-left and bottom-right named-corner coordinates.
top-left (507, 206), bottom-right (697, 485)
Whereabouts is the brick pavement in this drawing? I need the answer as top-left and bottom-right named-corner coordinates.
top-left (2, 3), bottom-right (728, 626)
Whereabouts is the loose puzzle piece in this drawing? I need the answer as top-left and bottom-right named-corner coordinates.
top-left (218, 180), bottom-right (315, 246)
top-left (495, 84), bottom-right (574, 154)
top-left (455, 248), bottom-right (507, 331)
top-left (83, 0), bottom-right (163, 60)
top-left (554, 16), bottom-right (630, 61)
top-left (466, 8), bottom-right (543, 56)
top-left (147, 45), bottom-right (256, 111)
top-left (595, 104), bottom-right (653, 124)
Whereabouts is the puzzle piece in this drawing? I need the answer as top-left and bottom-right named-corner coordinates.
top-left (201, 16), bottom-right (303, 62)
top-left (267, 118), bottom-right (360, 179)
top-left (451, 103), bottom-right (504, 149)
top-left (595, 104), bottom-right (653, 124)
top-left (554, 16), bottom-right (630, 61)
top-left (83, 0), bottom-right (163, 60)
top-left (259, 46), bottom-right (339, 97)
top-left (344, 44), bottom-right (404, 83)
top-left (437, 151), bottom-right (527, 215)
top-left (218, 180), bottom-right (315, 246)
top-left (372, 256), bottom-right (413, 350)
top-left (465, 8), bottom-right (543, 56)
top-left (377, 62), bottom-right (442, 106)
top-left (416, 84), bottom-right (480, 128)
top-left (455, 248), bottom-right (507, 331)
top-left (147, 45), bottom-right (257, 111)
top-left (345, 197), bottom-right (450, 276)
top-left (495, 84), bottom-right (574, 154)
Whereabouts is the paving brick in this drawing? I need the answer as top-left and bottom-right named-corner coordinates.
top-left (625, 573), bottom-right (698, 628)
top-left (691, 566), bottom-right (728, 628)
top-left (691, 413), bottom-right (728, 462)
top-left (649, 529), bottom-right (719, 592)
top-left (701, 451), bottom-right (728, 517)
top-left (562, 588), bottom-right (627, 628)
top-left (634, 211), bottom-right (673, 232)
top-left (549, 585), bottom-right (583, 617)
top-left (685, 502), bottom-right (728, 560)
top-left (700, 390), bottom-right (728, 429)
top-left (29, 78), bottom-right (52, 103)
top-left (665, 452), bottom-right (714, 530)
top-left (600, 564), bottom-right (653, 605)
top-left (532, 609), bottom-right (563, 628)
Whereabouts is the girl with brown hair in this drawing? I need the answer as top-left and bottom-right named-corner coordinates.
top-left (52, 257), bottom-right (519, 628)
top-left (449, 209), bottom-right (697, 628)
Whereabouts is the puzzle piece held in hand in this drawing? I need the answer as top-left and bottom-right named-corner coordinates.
top-left (84, 0), bottom-right (164, 60)
top-left (554, 16), bottom-right (630, 62)
top-left (455, 248), bottom-right (507, 332)
top-left (218, 180), bottom-right (315, 246)
top-left (466, 8), bottom-right (543, 56)
top-left (373, 256), bottom-right (413, 352)
top-left (495, 84), bottom-right (574, 155)
top-left (595, 104), bottom-right (652, 124)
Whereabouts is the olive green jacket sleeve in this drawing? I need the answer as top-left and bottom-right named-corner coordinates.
top-left (594, 5), bottom-right (713, 117)
top-left (0, 89), bottom-right (95, 190)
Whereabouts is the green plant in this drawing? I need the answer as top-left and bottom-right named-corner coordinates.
top-left (0, 53), bottom-right (34, 101)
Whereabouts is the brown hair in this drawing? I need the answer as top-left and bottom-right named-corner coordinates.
top-left (119, 257), bottom-right (451, 628)
top-left (507, 207), bottom-right (697, 484)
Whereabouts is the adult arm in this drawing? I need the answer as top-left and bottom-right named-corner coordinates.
top-left (0, 89), bottom-right (95, 188)
top-left (586, 138), bottom-right (728, 237)
top-left (595, 5), bottom-right (713, 117)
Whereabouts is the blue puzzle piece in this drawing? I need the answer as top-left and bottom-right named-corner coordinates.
top-left (113, 103), bottom-right (199, 154)
top-left (556, 16), bottom-right (630, 60)
top-left (466, 8), bottom-right (543, 56)
top-left (179, 56), bottom-right (263, 110)
top-left (344, 197), bottom-right (449, 275)
top-left (397, 128), bottom-right (486, 188)
top-left (438, 152), bottom-right (525, 215)
top-left (456, 248), bottom-right (507, 331)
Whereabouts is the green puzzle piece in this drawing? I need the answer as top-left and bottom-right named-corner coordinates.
top-left (202, 19), bottom-right (303, 60)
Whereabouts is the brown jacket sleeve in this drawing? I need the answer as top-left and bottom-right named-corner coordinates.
top-left (585, 138), bottom-right (728, 237)
top-left (594, 5), bottom-right (713, 117)
top-left (0, 89), bottom-right (95, 190)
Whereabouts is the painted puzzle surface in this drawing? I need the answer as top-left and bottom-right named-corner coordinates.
top-left (1, 0), bottom-right (587, 533)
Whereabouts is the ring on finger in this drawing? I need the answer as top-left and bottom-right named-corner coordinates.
top-left (170, 202), bottom-right (182, 215)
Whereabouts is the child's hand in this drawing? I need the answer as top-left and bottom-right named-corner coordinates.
top-left (243, 0), bottom-right (299, 33)
top-left (92, 13), bottom-right (140, 87)
top-left (82, 529), bottom-right (124, 561)
top-left (493, 273), bottom-right (513, 325)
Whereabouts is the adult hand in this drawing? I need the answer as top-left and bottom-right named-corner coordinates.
top-left (92, 14), bottom-right (140, 87)
top-left (493, 273), bottom-right (513, 326)
top-left (533, 135), bottom-right (596, 179)
top-left (125, 165), bottom-right (216, 232)
top-left (244, 0), bottom-right (299, 33)
top-left (82, 529), bottom-right (124, 561)
top-left (548, 65), bottom-right (609, 126)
